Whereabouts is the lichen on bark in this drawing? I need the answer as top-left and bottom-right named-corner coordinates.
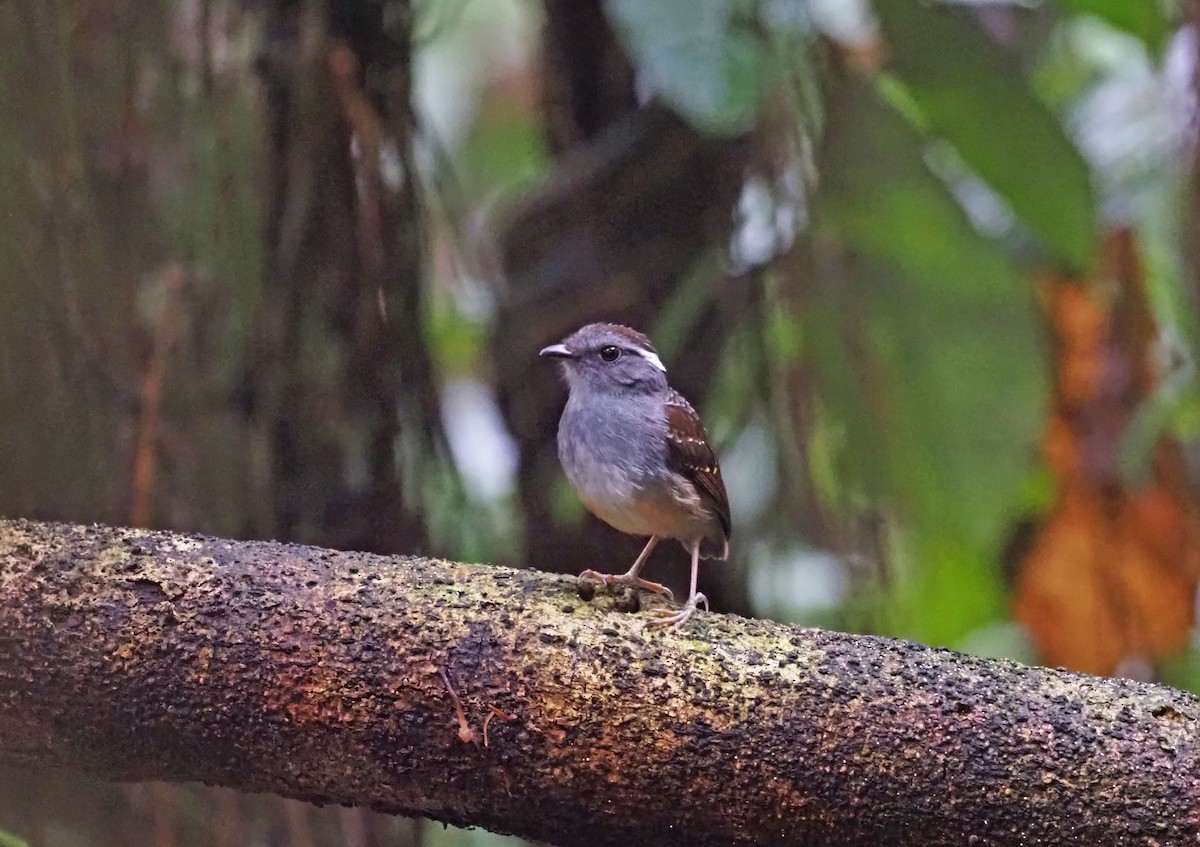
top-left (0, 518), bottom-right (1198, 846)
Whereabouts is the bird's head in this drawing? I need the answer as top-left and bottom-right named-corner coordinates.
top-left (540, 323), bottom-right (668, 396)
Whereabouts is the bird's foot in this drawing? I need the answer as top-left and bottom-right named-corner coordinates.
top-left (646, 592), bottom-right (708, 632)
top-left (578, 569), bottom-right (674, 601)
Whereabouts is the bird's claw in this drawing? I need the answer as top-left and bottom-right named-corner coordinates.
top-left (645, 592), bottom-right (707, 632)
top-left (577, 569), bottom-right (674, 601)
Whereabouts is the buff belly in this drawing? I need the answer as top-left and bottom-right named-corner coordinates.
top-left (571, 465), bottom-right (717, 548)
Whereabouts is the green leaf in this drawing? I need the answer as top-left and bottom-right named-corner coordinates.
top-left (1160, 645), bottom-right (1200, 695)
top-left (604, 0), bottom-right (774, 133)
top-left (0, 828), bottom-right (29, 847)
top-left (1050, 0), bottom-right (1173, 56)
top-left (813, 69), bottom-right (1050, 645)
top-left (874, 0), bottom-right (1099, 271)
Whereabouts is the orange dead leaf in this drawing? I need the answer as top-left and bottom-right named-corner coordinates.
top-left (1014, 230), bottom-right (1200, 676)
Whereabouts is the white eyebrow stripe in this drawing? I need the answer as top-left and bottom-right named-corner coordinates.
top-left (634, 347), bottom-right (666, 372)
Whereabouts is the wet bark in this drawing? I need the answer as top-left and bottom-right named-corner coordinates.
top-left (1, 517), bottom-right (1198, 847)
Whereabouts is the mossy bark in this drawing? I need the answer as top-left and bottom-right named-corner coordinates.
top-left (0, 518), bottom-right (1198, 846)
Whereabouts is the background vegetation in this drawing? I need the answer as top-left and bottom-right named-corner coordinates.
top-left (0, 0), bottom-right (1196, 844)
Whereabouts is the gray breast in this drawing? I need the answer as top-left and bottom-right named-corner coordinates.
top-left (557, 394), bottom-right (670, 532)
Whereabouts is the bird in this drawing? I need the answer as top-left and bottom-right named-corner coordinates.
top-left (540, 322), bottom-right (731, 630)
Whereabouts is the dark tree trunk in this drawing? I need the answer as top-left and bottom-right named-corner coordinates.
top-left (2, 518), bottom-right (1198, 847)
top-left (249, 0), bottom-right (433, 555)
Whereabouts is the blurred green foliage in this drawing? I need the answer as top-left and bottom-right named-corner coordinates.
top-left (875, 0), bottom-right (1098, 269)
top-left (605, 0), bottom-right (781, 133)
top-left (597, 0), bottom-right (1192, 655)
top-left (814, 73), bottom-right (1048, 644)
top-left (1051, 0), bottom-right (1172, 55)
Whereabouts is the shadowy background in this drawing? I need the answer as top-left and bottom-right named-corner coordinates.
top-left (1, 0), bottom-right (1199, 845)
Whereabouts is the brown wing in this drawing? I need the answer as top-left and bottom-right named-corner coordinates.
top-left (664, 389), bottom-right (731, 540)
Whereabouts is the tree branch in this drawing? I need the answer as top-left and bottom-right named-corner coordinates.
top-left (1, 518), bottom-right (1197, 846)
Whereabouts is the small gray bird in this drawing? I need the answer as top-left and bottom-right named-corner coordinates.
top-left (540, 323), bottom-right (731, 630)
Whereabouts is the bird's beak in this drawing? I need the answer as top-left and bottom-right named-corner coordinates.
top-left (539, 343), bottom-right (574, 360)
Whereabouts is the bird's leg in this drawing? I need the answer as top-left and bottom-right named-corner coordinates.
top-left (647, 541), bottom-right (707, 631)
top-left (578, 536), bottom-right (673, 599)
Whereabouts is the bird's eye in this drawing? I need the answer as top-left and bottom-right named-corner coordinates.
top-left (599, 345), bottom-right (621, 362)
